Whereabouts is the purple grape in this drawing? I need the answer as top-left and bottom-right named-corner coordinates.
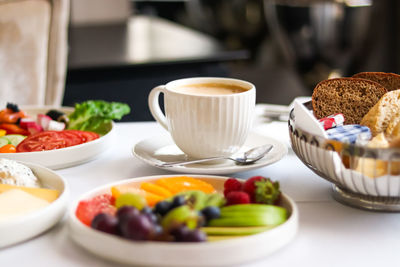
top-left (119, 214), bottom-right (155, 241)
top-left (117, 205), bottom-right (140, 220)
top-left (170, 225), bottom-right (190, 242)
top-left (181, 229), bottom-right (207, 242)
top-left (154, 224), bottom-right (163, 235)
top-left (91, 213), bottom-right (118, 235)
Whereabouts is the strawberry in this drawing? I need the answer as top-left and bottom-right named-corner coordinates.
top-left (242, 176), bottom-right (266, 201)
top-left (225, 191), bottom-right (250, 205)
top-left (254, 179), bottom-right (281, 205)
top-left (223, 178), bottom-right (243, 197)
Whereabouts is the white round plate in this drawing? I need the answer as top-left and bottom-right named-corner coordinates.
top-left (0, 161), bottom-right (69, 248)
top-left (68, 174), bottom-right (298, 267)
top-left (132, 132), bottom-right (288, 174)
top-left (0, 106), bottom-right (115, 169)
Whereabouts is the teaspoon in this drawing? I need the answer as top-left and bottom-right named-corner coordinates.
top-left (157, 144), bottom-right (273, 167)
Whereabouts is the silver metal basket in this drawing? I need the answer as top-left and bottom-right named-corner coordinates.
top-left (289, 102), bottom-right (400, 212)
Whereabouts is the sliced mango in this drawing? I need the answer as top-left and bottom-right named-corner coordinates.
top-left (155, 176), bottom-right (216, 194)
top-left (140, 182), bottom-right (172, 198)
top-left (0, 184), bottom-right (59, 202)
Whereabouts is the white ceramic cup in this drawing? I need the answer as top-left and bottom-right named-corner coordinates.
top-left (148, 77), bottom-right (256, 159)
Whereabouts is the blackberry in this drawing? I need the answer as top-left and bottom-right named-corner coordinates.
top-left (6, 103), bottom-right (19, 112)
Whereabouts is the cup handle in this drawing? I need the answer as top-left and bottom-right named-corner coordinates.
top-left (148, 85), bottom-right (168, 130)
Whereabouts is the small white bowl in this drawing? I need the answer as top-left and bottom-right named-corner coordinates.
top-left (0, 161), bottom-right (69, 248)
top-left (0, 106), bottom-right (115, 169)
top-left (68, 175), bottom-right (298, 266)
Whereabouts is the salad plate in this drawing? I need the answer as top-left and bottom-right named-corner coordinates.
top-left (132, 132), bottom-right (288, 174)
top-left (0, 161), bottom-right (69, 248)
top-left (68, 174), bottom-right (298, 266)
top-left (0, 105), bottom-right (116, 169)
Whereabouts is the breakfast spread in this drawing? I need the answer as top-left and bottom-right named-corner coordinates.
top-left (309, 72), bottom-right (400, 178)
top-left (0, 100), bottom-right (130, 153)
top-left (75, 176), bottom-right (287, 243)
top-left (0, 158), bottom-right (60, 220)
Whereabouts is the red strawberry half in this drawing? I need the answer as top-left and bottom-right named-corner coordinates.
top-left (223, 178), bottom-right (243, 197)
top-left (242, 176), bottom-right (266, 201)
top-left (225, 191), bottom-right (250, 205)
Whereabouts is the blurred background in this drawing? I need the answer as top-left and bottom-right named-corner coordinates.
top-left (63, 0), bottom-right (400, 121)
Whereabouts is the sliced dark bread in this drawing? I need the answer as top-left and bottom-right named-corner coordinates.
top-left (312, 78), bottom-right (387, 125)
top-left (353, 72), bottom-right (400, 91)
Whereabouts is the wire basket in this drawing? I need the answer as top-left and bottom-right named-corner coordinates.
top-left (289, 102), bottom-right (400, 212)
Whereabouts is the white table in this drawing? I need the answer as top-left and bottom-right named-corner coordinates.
top-left (2, 121), bottom-right (400, 267)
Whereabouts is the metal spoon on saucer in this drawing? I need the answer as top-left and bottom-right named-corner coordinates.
top-left (157, 144), bottom-right (273, 167)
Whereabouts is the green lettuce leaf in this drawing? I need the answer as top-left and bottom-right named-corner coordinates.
top-left (67, 100), bottom-right (130, 135)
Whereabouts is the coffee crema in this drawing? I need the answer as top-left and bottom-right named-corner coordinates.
top-left (173, 83), bottom-right (249, 96)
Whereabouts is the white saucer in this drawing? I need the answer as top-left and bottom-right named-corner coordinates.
top-left (132, 132), bottom-right (287, 174)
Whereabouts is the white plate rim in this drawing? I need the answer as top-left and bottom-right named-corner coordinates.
top-left (68, 174), bottom-right (298, 266)
top-left (132, 132), bottom-right (288, 174)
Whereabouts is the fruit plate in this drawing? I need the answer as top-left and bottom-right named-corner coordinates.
top-left (0, 106), bottom-right (115, 169)
top-left (0, 161), bottom-right (69, 248)
top-left (68, 175), bottom-right (298, 267)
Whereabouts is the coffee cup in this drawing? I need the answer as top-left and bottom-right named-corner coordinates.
top-left (148, 77), bottom-right (255, 159)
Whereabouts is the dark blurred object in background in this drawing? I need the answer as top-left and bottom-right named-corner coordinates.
top-left (135, 0), bottom-right (268, 58)
top-left (184, 0), bottom-right (268, 57)
top-left (264, 0), bottom-right (400, 89)
top-left (136, 0), bottom-right (400, 91)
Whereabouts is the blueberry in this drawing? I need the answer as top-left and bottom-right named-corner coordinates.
top-left (201, 206), bottom-right (221, 222)
top-left (171, 195), bottom-right (186, 209)
top-left (141, 207), bottom-right (159, 224)
top-left (154, 201), bottom-right (172, 216)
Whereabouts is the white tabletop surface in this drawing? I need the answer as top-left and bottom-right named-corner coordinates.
top-left (2, 119), bottom-right (400, 267)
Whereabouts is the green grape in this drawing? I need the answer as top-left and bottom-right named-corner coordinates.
top-left (161, 205), bottom-right (199, 230)
top-left (115, 193), bottom-right (147, 210)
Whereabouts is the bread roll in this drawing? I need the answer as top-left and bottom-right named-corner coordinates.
top-left (353, 133), bottom-right (398, 178)
top-left (360, 89), bottom-right (400, 137)
top-left (312, 78), bottom-right (387, 125)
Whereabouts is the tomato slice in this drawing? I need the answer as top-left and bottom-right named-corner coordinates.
top-left (16, 130), bottom-right (100, 152)
top-left (69, 130), bottom-right (100, 142)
